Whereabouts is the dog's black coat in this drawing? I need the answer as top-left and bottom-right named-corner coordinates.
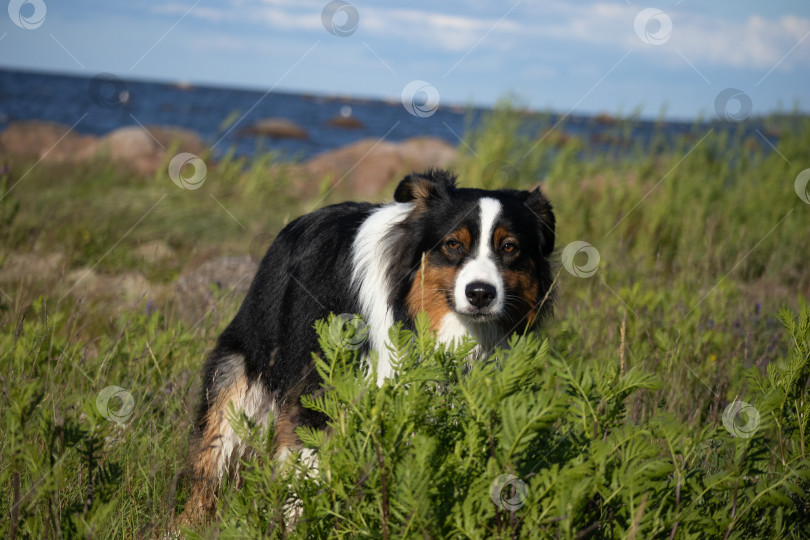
top-left (199, 202), bottom-right (376, 432)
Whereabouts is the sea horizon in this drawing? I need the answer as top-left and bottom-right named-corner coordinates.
top-left (0, 66), bottom-right (788, 162)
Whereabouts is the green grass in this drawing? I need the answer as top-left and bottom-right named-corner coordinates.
top-left (1, 108), bottom-right (808, 538)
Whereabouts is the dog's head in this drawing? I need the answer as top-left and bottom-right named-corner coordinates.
top-left (390, 169), bottom-right (555, 334)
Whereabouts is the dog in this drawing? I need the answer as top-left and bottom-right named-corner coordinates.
top-left (182, 169), bottom-right (555, 522)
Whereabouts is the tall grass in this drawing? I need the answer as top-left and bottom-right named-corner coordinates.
top-left (0, 108), bottom-right (808, 537)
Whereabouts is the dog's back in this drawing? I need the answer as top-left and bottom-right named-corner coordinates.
top-left (184, 202), bottom-right (376, 521)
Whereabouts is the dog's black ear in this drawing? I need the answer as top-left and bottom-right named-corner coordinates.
top-left (523, 187), bottom-right (555, 256)
top-left (394, 169), bottom-right (456, 204)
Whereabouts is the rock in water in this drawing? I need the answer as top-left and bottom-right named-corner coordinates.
top-left (241, 118), bottom-right (309, 140)
top-left (328, 116), bottom-right (364, 129)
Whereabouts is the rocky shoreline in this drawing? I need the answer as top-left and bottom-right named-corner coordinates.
top-left (0, 120), bottom-right (459, 320)
top-left (0, 119), bottom-right (458, 196)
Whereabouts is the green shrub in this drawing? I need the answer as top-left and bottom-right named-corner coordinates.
top-left (214, 309), bottom-right (809, 539)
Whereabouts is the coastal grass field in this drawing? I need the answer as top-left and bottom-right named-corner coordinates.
top-left (1, 107), bottom-right (809, 538)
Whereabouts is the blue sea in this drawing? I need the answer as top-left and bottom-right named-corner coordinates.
top-left (0, 68), bottom-right (775, 162)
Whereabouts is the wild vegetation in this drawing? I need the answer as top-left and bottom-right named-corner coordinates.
top-left (1, 106), bottom-right (808, 538)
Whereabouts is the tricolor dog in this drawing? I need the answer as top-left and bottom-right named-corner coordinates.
top-left (183, 169), bottom-right (556, 520)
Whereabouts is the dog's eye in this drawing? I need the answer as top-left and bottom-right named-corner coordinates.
top-left (445, 239), bottom-right (462, 250)
top-left (502, 242), bottom-right (518, 253)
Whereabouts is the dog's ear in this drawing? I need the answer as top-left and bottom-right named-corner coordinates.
top-left (394, 169), bottom-right (456, 204)
top-left (522, 187), bottom-right (555, 256)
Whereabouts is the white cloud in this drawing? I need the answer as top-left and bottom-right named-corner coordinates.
top-left (152, 2), bottom-right (521, 53)
top-left (674, 14), bottom-right (810, 70)
top-left (361, 8), bottom-right (521, 52)
top-left (151, 1), bottom-right (810, 72)
top-left (525, 3), bottom-right (810, 71)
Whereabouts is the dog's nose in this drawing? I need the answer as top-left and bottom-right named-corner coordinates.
top-left (465, 282), bottom-right (497, 309)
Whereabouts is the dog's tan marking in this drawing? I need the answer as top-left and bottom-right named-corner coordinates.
top-left (183, 373), bottom-right (249, 523)
top-left (406, 227), bottom-right (471, 329)
top-left (274, 396), bottom-right (306, 460)
top-left (182, 358), bottom-right (277, 526)
top-left (449, 227), bottom-right (472, 251)
top-left (493, 226), bottom-right (513, 250)
top-left (491, 226), bottom-right (543, 329)
top-left (502, 260), bottom-right (541, 329)
top-left (407, 258), bottom-right (456, 331)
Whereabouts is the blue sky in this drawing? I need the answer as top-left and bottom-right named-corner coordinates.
top-left (2, 0), bottom-right (809, 120)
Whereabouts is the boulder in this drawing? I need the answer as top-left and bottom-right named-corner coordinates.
top-left (328, 116), bottom-right (364, 129)
top-left (594, 113), bottom-right (616, 126)
top-left (64, 268), bottom-right (165, 310)
top-left (0, 121), bottom-right (98, 162)
top-left (0, 122), bottom-right (205, 175)
top-left (90, 127), bottom-right (162, 175)
top-left (0, 251), bottom-right (66, 284)
top-left (173, 256), bottom-right (257, 323)
top-left (538, 129), bottom-right (578, 148)
top-left (303, 139), bottom-right (401, 197)
top-left (299, 136), bottom-right (458, 197)
top-left (241, 118), bottom-right (309, 140)
top-left (145, 126), bottom-right (206, 155)
top-left (135, 240), bottom-right (176, 264)
top-left (0, 251), bottom-right (169, 314)
top-left (398, 137), bottom-right (458, 170)
top-left (89, 125), bottom-right (206, 175)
